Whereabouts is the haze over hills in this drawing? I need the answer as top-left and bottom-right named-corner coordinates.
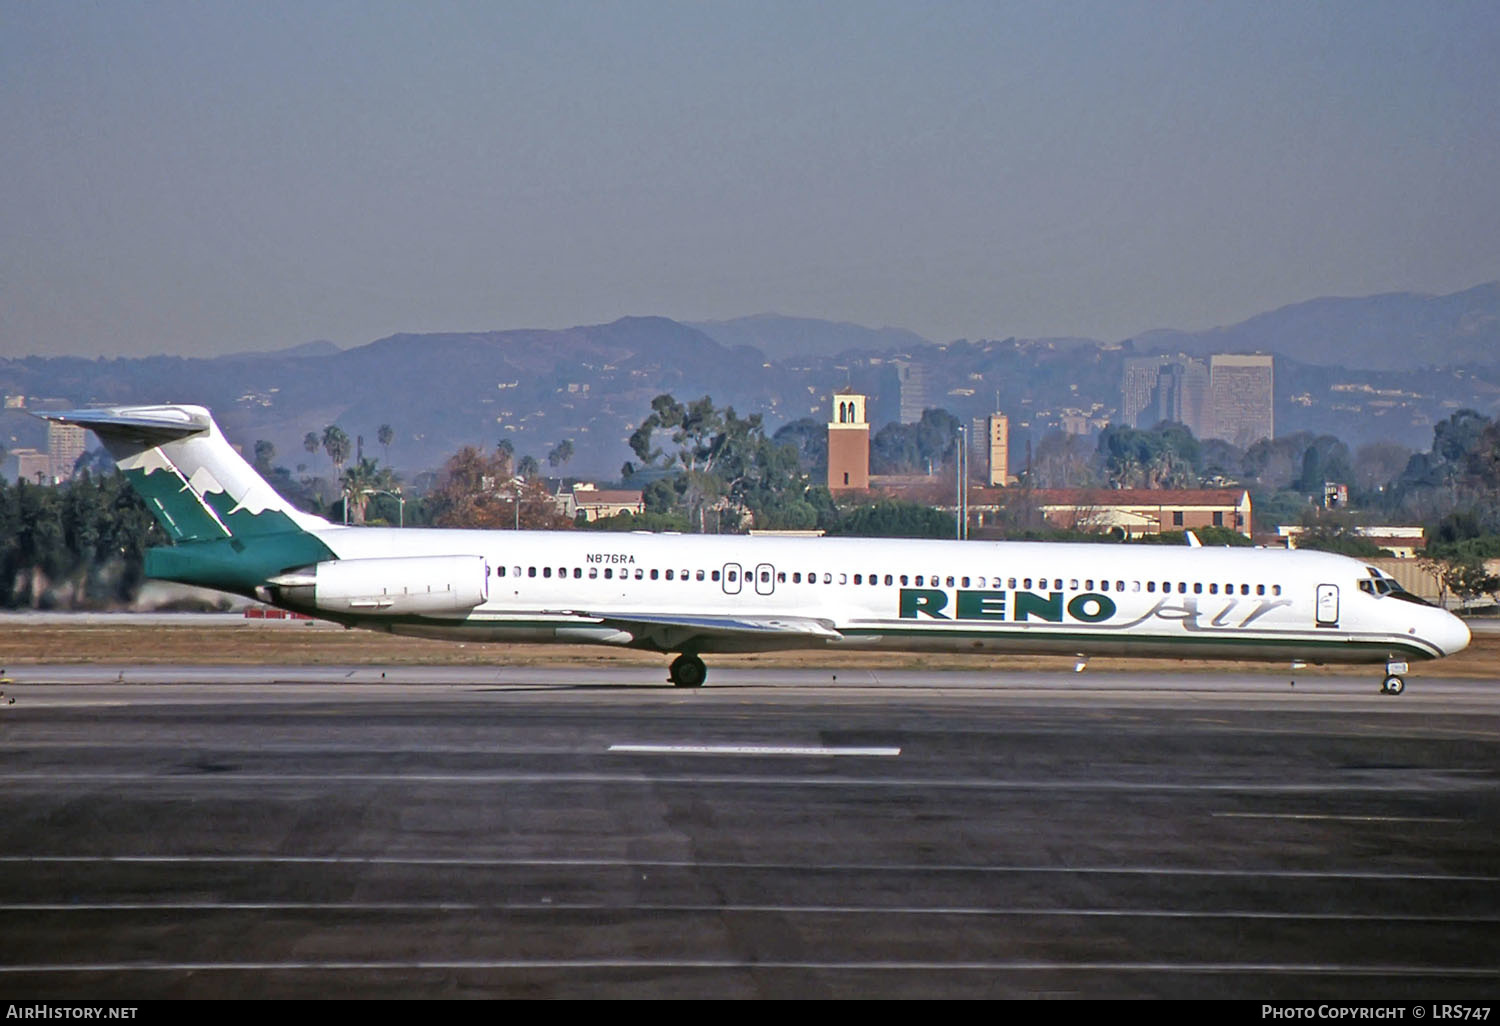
top-left (688, 315), bottom-right (932, 363)
top-left (1, 317), bottom-right (784, 479)
top-left (1131, 283), bottom-right (1500, 370)
top-left (221, 339), bottom-right (343, 361)
top-left (3, 285), bottom-right (1499, 481)
top-left (692, 283), bottom-right (1500, 371)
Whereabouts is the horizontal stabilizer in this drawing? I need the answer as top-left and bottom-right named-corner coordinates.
top-left (37, 405), bottom-right (212, 442)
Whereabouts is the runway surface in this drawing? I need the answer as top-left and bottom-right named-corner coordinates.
top-left (1, 664), bottom-right (1498, 999)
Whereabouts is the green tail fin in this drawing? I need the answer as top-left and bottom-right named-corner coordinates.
top-left (37, 405), bottom-right (329, 543)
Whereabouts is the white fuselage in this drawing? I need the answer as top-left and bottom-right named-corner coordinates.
top-left (304, 526), bottom-right (1470, 665)
top-left (44, 402), bottom-right (1468, 686)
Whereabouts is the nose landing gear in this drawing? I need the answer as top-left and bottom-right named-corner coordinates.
top-left (1380, 660), bottom-right (1408, 696)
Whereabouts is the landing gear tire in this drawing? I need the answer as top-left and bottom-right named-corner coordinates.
top-left (669, 654), bottom-right (707, 688)
top-left (1381, 674), bottom-right (1405, 696)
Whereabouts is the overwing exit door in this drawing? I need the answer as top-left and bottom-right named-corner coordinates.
top-left (754, 563), bottom-right (775, 596)
top-left (722, 563), bottom-right (743, 595)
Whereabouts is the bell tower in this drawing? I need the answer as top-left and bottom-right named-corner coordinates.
top-left (827, 390), bottom-right (869, 493)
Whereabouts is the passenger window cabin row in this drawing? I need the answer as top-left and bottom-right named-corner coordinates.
top-left (493, 564), bottom-right (1283, 597)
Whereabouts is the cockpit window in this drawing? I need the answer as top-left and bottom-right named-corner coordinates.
top-left (1359, 571), bottom-right (1432, 605)
top-left (1387, 589), bottom-right (1433, 607)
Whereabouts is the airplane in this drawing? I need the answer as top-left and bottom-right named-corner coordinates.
top-left (40, 403), bottom-right (1471, 695)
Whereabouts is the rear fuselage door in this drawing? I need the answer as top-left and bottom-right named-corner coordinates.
top-left (1316, 584), bottom-right (1340, 627)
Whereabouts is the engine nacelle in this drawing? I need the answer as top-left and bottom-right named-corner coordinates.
top-left (267, 555), bottom-right (489, 616)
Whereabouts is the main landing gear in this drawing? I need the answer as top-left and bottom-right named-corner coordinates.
top-left (1380, 660), bottom-right (1408, 696)
top-left (669, 653), bottom-right (707, 688)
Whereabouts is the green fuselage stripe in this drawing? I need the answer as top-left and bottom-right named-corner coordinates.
top-left (840, 624), bottom-right (1439, 659)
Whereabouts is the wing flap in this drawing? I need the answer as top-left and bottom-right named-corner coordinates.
top-left (581, 610), bottom-right (842, 648)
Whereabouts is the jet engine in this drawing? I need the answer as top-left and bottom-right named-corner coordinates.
top-left (264, 555), bottom-right (489, 615)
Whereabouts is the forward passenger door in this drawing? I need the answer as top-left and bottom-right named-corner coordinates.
top-left (1315, 584), bottom-right (1339, 627)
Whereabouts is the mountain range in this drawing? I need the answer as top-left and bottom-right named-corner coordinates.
top-left (3, 284), bottom-right (1499, 481)
top-left (1132, 282), bottom-right (1500, 371)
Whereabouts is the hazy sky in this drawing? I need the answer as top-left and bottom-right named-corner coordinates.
top-left (4, 0), bottom-right (1498, 358)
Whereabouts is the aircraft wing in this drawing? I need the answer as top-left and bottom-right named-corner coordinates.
top-left (579, 611), bottom-right (842, 650)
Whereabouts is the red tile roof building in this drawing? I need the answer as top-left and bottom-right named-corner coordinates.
top-left (869, 479), bottom-right (1252, 539)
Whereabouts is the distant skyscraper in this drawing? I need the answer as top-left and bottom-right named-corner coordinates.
top-left (1179, 359), bottom-right (1211, 438)
top-left (895, 361), bottom-right (929, 425)
top-left (969, 417), bottom-right (987, 478)
top-left (1121, 354), bottom-right (1176, 428)
top-left (1209, 354), bottom-right (1274, 446)
top-left (827, 389), bottom-right (870, 493)
top-left (1151, 357), bottom-right (1211, 437)
top-left (1123, 354), bottom-right (1209, 437)
top-left (47, 420), bottom-right (87, 482)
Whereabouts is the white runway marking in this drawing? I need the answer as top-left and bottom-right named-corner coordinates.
top-left (2, 771), bottom-right (1478, 793)
top-left (1213, 812), bottom-right (1462, 823)
top-left (1, 855), bottom-right (1495, 882)
top-left (1, 959), bottom-right (1496, 977)
top-left (3, 901), bottom-right (1496, 923)
top-left (607, 743), bottom-right (901, 756)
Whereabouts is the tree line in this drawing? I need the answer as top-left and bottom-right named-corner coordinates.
top-left (9, 398), bottom-right (1500, 608)
top-left (0, 472), bottom-right (163, 609)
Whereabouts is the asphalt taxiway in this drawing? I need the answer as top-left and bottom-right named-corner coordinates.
top-left (1, 665), bottom-right (1498, 998)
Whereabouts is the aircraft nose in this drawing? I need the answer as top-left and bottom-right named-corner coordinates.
top-left (1436, 611), bottom-right (1471, 657)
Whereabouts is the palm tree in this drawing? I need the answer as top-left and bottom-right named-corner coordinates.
top-left (322, 425), bottom-right (351, 474)
top-left (253, 440), bottom-right (276, 475)
top-left (547, 439), bottom-right (575, 470)
top-left (320, 427), bottom-right (353, 519)
top-left (377, 424), bottom-right (394, 466)
top-left (340, 458), bottom-right (399, 526)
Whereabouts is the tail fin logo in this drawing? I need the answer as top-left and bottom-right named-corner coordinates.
top-left (39, 405), bottom-right (329, 543)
